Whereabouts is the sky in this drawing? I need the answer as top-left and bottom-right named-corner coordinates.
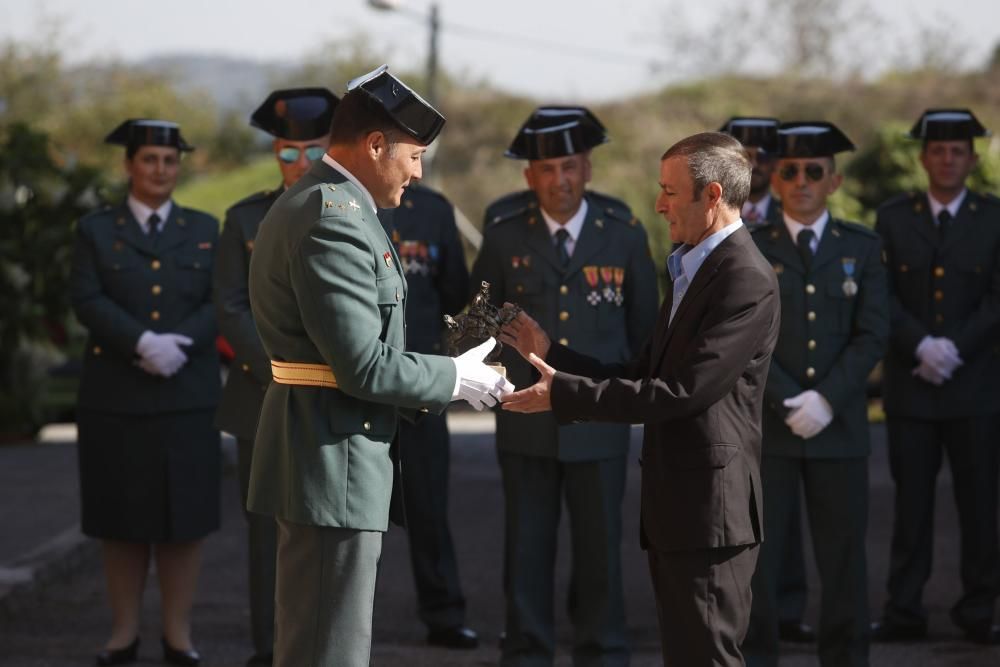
top-left (3, 0), bottom-right (1000, 101)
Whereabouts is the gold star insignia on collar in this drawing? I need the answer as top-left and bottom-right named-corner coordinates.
top-left (349, 200), bottom-right (361, 211)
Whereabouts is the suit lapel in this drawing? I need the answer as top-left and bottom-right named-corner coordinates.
top-left (524, 215), bottom-right (563, 273)
top-left (155, 204), bottom-right (189, 253)
top-left (565, 208), bottom-right (605, 278)
top-left (909, 196), bottom-right (938, 248)
top-left (652, 227), bottom-right (745, 369)
top-left (811, 218), bottom-right (844, 272)
top-left (939, 193), bottom-right (978, 257)
top-left (758, 221), bottom-right (804, 275)
top-left (114, 203), bottom-right (155, 256)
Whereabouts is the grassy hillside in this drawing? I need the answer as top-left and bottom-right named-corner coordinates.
top-left (175, 155), bottom-right (279, 221)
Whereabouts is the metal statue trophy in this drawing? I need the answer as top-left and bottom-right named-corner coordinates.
top-left (444, 281), bottom-right (522, 378)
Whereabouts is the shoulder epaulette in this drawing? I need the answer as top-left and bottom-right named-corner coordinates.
top-left (484, 190), bottom-right (537, 226)
top-left (227, 189), bottom-right (276, 213)
top-left (177, 206), bottom-right (219, 225)
top-left (834, 218), bottom-right (879, 239)
top-left (585, 190), bottom-right (636, 225)
top-left (877, 191), bottom-right (922, 213)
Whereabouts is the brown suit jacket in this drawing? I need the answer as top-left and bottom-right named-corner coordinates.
top-left (548, 225), bottom-right (780, 552)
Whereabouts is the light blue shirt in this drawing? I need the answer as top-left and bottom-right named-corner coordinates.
top-left (667, 219), bottom-right (744, 324)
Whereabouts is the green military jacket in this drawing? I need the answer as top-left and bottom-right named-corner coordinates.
top-left (213, 185), bottom-right (282, 439)
top-left (751, 215), bottom-right (889, 458)
top-left (875, 190), bottom-right (1000, 419)
top-left (71, 201), bottom-right (220, 414)
top-left (247, 160), bottom-right (456, 531)
top-left (471, 190), bottom-right (659, 461)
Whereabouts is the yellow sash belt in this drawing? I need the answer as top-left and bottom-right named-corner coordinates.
top-left (270, 360), bottom-right (338, 388)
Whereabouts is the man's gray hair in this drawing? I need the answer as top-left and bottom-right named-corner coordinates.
top-left (661, 132), bottom-right (751, 210)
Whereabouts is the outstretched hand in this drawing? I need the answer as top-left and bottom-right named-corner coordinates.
top-left (500, 352), bottom-right (555, 414)
top-left (499, 307), bottom-right (551, 362)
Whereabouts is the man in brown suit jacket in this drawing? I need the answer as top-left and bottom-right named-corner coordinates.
top-left (501, 132), bottom-right (780, 666)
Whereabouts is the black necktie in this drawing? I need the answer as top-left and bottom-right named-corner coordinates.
top-left (937, 209), bottom-right (952, 244)
top-left (554, 228), bottom-right (570, 267)
top-left (148, 212), bottom-right (162, 247)
top-left (797, 228), bottom-right (815, 270)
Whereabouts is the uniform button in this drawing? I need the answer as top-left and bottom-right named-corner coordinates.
top-left (395, 289), bottom-right (400, 302)
top-left (559, 311), bottom-right (570, 321)
top-left (935, 314), bottom-right (944, 324)
top-left (516, 285), bottom-right (524, 294)
top-left (805, 284), bottom-right (816, 294)
top-left (151, 284), bottom-right (162, 295)
top-left (559, 337), bottom-right (569, 346)
top-left (934, 266), bottom-right (945, 278)
top-left (807, 311), bottom-right (816, 321)
top-left (151, 310), bottom-right (160, 321)
top-left (808, 339), bottom-right (817, 350)
top-left (934, 290), bottom-right (944, 301)
top-left (93, 346), bottom-right (102, 355)
top-left (151, 259), bottom-right (161, 270)
top-left (193, 261), bottom-right (201, 269)
top-left (419, 407), bottom-right (429, 414)
top-left (363, 421), bottom-right (372, 432)
top-left (806, 367), bottom-right (816, 378)
top-left (560, 285), bottom-right (569, 295)
top-left (241, 363), bottom-right (250, 372)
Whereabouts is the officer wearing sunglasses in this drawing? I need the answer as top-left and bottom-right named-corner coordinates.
top-left (745, 122), bottom-right (889, 667)
top-left (212, 86), bottom-right (338, 667)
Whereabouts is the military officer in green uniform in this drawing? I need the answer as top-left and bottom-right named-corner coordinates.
top-left (72, 119), bottom-right (220, 666)
top-left (722, 116), bottom-right (814, 645)
top-left (246, 66), bottom-right (511, 667)
top-left (470, 106), bottom-right (659, 666)
top-left (871, 109), bottom-right (1000, 645)
top-left (213, 87), bottom-right (338, 666)
top-left (377, 184), bottom-right (479, 649)
top-left (744, 122), bottom-right (889, 667)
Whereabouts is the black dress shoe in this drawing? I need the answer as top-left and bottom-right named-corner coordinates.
top-left (96, 637), bottom-right (139, 665)
top-left (427, 626), bottom-right (479, 649)
top-left (951, 613), bottom-right (1000, 645)
top-left (870, 619), bottom-right (927, 642)
top-left (162, 638), bottom-right (201, 666)
top-left (246, 652), bottom-right (273, 666)
top-left (779, 621), bottom-right (817, 643)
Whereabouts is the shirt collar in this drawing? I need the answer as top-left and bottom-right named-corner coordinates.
top-left (127, 195), bottom-right (172, 232)
top-left (541, 198), bottom-right (588, 242)
top-left (667, 219), bottom-right (744, 284)
top-left (783, 209), bottom-right (829, 246)
top-left (927, 189), bottom-right (966, 220)
top-left (321, 154), bottom-right (378, 213)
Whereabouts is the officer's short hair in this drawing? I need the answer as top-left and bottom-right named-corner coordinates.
top-left (328, 88), bottom-right (402, 150)
top-left (662, 132), bottom-right (751, 210)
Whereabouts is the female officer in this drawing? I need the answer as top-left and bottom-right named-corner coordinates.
top-left (70, 119), bottom-right (220, 666)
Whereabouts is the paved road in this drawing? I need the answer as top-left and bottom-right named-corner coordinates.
top-left (1, 416), bottom-right (998, 665)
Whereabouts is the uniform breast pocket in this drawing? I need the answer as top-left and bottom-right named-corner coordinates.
top-left (376, 276), bottom-right (403, 336)
top-left (175, 254), bottom-right (212, 298)
top-left (505, 273), bottom-right (544, 315)
top-left (99, 257), bottom-right (144, 302)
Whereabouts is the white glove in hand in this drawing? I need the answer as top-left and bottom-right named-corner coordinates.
top-left (914, 336), bottom-right (963, 381)
top-left (135, 331), bottom-right (192, 377)
top-left (911, 360), bottom-right (947, 386)
top-left (452, 337), bottom-right (516, 411)
top-left (783, 390), bottom-right (833, 440)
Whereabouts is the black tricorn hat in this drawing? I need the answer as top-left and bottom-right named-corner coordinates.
top-left (104, 119), bottom-right (194, 151)
top-left (719, 116), bottom-right (780, 154)
top-left (776, 121), bottom-right (855, 158)
top-left (908, 108), bottom-right (990, 141)
top-left (345, 64), bottom-right (445, 145)
top-left (505, 106), bottom-right (608, 160)
top-left (250, 87), bottom-right (339, 140)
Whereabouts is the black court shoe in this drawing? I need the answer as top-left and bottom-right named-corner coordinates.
top-left (96, 636), bottom-right (139, 665)
top-left (162, 637), bottom-right (202, 666)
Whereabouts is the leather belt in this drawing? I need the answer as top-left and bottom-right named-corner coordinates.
top-left (270, 360), bottom-right (338, 388)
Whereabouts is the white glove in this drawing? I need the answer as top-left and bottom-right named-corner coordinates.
top-left (915, 336), bottom-right (963, 380)
top-left (135, 331), bottom-right (192, 377)
top-left (783, 390), bottom-right (833, 440)
top-left (451, 337), bottom-right (516, 411)
top-left (911, 360), bottom-right (947, 386)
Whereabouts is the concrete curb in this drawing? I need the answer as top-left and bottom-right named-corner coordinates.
top-left (0, 524), bottom-right (98, 620)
